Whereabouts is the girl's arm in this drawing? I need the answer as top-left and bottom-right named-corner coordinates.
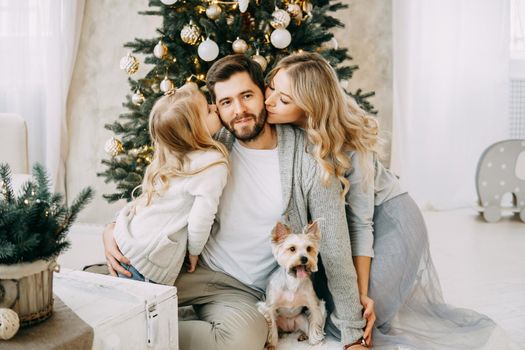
top-left (185, 155), bottom-right (228, 255)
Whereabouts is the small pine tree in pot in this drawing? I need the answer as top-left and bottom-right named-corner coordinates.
top-left (0, 163), bottom-right (94, 334)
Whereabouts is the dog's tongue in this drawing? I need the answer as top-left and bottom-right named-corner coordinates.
top-left (296, 266), bottom-right (308, 278)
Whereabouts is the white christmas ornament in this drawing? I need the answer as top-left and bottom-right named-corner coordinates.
top-left (160, 77), bottom-right (174, 92)
top-left (0, 308), bottom-right (20, 340)
top-left (160, 0), bottom-right (177, 5)
top-left (238, 0), bottom-right (249, 13)
top-left (153, 40), bottom-right (168, 59)
top-left (198, 38), bottom-right (219, 61)
top-left (270, 29), bottom-right (292, 49)
top-left (132, 90), bottom-right (145, 105)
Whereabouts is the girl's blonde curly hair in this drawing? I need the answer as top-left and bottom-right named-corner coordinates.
top-left (136, 83), bottom-right (228, 206)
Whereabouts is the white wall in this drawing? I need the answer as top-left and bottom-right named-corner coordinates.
top-left (66, 0), bottom-right (392, 224)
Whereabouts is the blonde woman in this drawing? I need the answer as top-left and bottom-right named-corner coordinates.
top-left (113, 83), bottom-right (228, 285)
top-left (265, 52), bottom-right (513, 349)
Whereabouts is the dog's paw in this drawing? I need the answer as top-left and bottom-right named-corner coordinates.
top-left (308, 328), bottom-right (325, 345)
top-left (297, 332), bottom-right (309, 342)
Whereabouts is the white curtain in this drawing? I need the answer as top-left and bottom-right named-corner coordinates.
top-left (391, 0), bottom-right (510, 209)
top-left (0, 0), bottom-right (85, 193)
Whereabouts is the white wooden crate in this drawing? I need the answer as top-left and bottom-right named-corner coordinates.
top-left (54, 269), bottom-right (178, 350)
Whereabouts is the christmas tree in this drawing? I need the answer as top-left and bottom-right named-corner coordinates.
top-left (98, 0), bottom-right (376, 203)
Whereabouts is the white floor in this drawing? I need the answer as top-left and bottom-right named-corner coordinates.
top-left (60, 208), bottom-right (525, 348)
top-left (425, 208), bottom-right (525, 346)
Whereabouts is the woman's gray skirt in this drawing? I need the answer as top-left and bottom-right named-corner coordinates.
top-left (370, 193), bottom-right (521, 349)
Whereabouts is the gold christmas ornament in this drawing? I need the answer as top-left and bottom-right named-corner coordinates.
top-left (151, 82), bottom-right (160, 93)
top-left (119, 53), bottom-right (140, 75)
top-left (104, 137), bottom-right (124, 156)
top-left (232, 38), bottom-right (249, 54)
top-left (128, 148), bottom-right (140, 157)
top-left (153, 40), bottom-right (168, 59)
top-left (251, 53), bottom-right (267, 71)
top-left (287, 3), bottom-right (302, 18)
top-left (180, 22), bottom-right (201, 45)
top-left (131, 90), bottom-right (145, 106)
top-left (160, 76), bottom-right (174, 92)
top-left (206, 4), bottom-right (222, 20)
top-left (0, 308), bottom-right (19, 340)
top-left (270, 8), bottom-right (291, 29)
top-left (302, 0), bottom-right (313, 12)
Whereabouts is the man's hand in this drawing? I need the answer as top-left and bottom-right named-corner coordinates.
top-left (102, 222), bottom-right (131, 277)
top-left (360, 295), bottom-right (376, 346)
top-left (188, 254), bottom-right (199, 273)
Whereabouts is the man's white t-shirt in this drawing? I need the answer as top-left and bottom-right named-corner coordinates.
top-left (202, 140), bottom-right (282, 292)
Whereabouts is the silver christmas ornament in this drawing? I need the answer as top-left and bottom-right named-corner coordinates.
top-left (119, 53), bottom-right (140, 75)
top-left (232, 38), bottom-right (249, 54)
top-left (131, 90), bottom-right (145, 106)
top-left (238, 0), bottom-right (249, 13)
top-left (160, 0), bottom-right (177, 4)
top-left (206, 4), bottom-right (222, 20)
top-left (153, 40), bottom-right (168, 59)
top-left (270, 8), bottom-right (291, 29)
top-left (180, 22), bottom-right (201, 45)
top-left (160, 76), bottom-right (174, 92)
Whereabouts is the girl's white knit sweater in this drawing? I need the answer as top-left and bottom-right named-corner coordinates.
top-left (114, 150), bottom-right (228, 285)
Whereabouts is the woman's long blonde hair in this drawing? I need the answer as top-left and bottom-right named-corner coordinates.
top-left (267, 52), bottom-right (379, 197)
top-left (136, 83), bottom-right (228, 206)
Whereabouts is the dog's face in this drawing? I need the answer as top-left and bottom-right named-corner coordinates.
top-left (271, 221), bottom-right (321, 279)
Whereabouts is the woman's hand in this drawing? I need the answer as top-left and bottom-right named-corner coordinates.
top-left (360, 295), bottom-right (376, 346)
top-left (102, 222), bottom-right (131, 277)
top-left (188, 254), bottom-right (199, 273)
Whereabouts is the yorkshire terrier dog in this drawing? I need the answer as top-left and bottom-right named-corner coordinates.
top-left (257, 221), bottom-right (326, 350)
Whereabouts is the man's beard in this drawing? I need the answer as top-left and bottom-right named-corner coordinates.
top-left (220, 109), bottom-right (267, 142)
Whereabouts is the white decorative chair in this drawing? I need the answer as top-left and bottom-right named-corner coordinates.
top-left (0, 113), bottom-right (29, 174)
top-left (0, 113), bottom-right (31, 189)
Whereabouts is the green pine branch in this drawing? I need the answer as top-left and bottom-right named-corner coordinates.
top-left (0, 163), bottom-right (94, 265)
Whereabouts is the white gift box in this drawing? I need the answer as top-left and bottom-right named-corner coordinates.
top-left (54, 269), bottom-right (178, 350)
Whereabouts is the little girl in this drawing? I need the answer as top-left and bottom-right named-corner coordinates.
top-left (113, 83), bottom-right (228, 285)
